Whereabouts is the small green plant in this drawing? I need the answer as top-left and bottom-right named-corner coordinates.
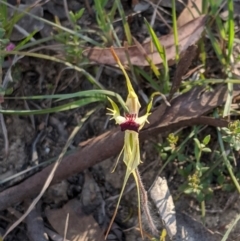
top-left (178, 132), bottom-right (212, 218)
top-left (55, 8), bottom-right (85, 63)
top-left (166, 133), bottom-right (179, 150)
top-left (206, 0), bottom-right (235, 116)
top-left (94, 0), bottom-right (118, 45)
top-left (221, 120), bottom-right (240, 151)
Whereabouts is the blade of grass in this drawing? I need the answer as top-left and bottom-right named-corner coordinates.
top-left (221, 213), bottom-right (240, 241)
top-left (0, 0), bottom-right (7, 26)
top-left (216, 16), bottom-right (226, 40)
top-left (209, 1), bottom-right (227, 40)
top-left (223, 76), bottom-right (233, 117)
top-left (144, 19), bottom-right (169, 93)
top-left (135, 67), bottom-right (160, 91)
top-left (217, 127), bottom-right (240, 193)
top-left (171, 0), bottom-right (179, 62)
top-left (94, 0), bottom-right (112, 44)
top-left (0, 96), bottom-right (105, 115)
top-left (227, 0), bottom-right (234, 63)
top-left (15, 30), bottom-right (38, 50)
top-left (223, 0), bottom-right (235, 117)
top-left (4, 89), bottom-right (127, 112)
top-left (132, 37), bottom-right (161, 80)
top-left (115, 0), bottom-right (132, 45)
top-left (202, 0), bottom-right (209, 14)
top-left (206, 28), bottom-right (226, 66)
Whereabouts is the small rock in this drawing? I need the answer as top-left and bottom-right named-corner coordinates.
top-left (9, 4), bottom-right (44, 41)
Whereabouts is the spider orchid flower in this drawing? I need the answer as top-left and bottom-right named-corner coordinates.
top-left (107, 58), bottom-right (152, 133)
top-left (107, 92), bottom-right (151, 134)
top-left (105, 48), bottom-right (155, 239)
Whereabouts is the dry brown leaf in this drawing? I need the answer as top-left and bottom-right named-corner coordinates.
top-left (46, 199), bottom-right (104, 241)
top-left (169, 45), bottom-right (197, 98)
top-left (83, 15), bottom-right (207, 66)
top-left (144, 85), bottom-right (233, 134)
top-left (177, 0), bottom-right (204, 27)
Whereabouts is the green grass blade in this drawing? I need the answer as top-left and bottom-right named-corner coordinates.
top-left (216, 15), bottom-right (226, 40)
top-left (94, 0), bottom-right (108, 31)
top-left (135, 67), bottom-right (160, 91)
top-left (223, 77), bottom-right (233, 117)
top-left (115, 0), bottom-right (132, 45)
top-left (217, 127), bottom-right (240, 193)
top-left (4, 89), bottom-right (127, 112)
top-left (206, 28), bottom-right (226, 66)
top-left (171, 0), bottom-right (179, 62)
top-left (15, 30), bottom-right (38, 50)
top-left (227, 0), bottom-right (234, 63)
top-left (221, 213), bottom-right (240, 241)
top-left (144, 19), bottom-right (169, 92)
top-left (0, 0), bottom-right (7, 26)
top-left (0, 96), bottom-right (105, 115)
top-left (202, 0), bottom-right (209, 14)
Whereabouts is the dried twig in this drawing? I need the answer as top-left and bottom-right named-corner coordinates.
top-left (0, 85), bottom-right (238, 213)
top-left (25, 200), bottom-right (49, 241)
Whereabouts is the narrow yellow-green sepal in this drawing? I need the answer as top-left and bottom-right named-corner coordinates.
top-left (107, 97), bottom-right (120, 115)
top-left (110, 47), bottom-right (137, 98)
top-left (146, 92), bottom-right (170, 114)
top-left (146, 92), bottom-right (159, 114)
top-left (111, 147), bottom-right (124, 173)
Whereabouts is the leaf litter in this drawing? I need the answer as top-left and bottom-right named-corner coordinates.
top-left (83, 15), bottom-right (207, 67)
top-left (177, 0), bottom-right (204, 27)
top-left (45, 173), bottom-right (105, 241)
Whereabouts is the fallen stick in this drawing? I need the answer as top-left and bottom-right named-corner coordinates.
top-left (0, 85), bottom-right (237, 211)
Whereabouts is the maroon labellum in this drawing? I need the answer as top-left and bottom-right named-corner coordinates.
top-left (120, 113), bottom-right (140, 133)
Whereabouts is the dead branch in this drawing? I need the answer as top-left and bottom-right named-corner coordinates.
top-left (0, 85), bottom-right (238, 211)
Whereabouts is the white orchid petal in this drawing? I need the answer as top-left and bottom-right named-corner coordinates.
top-left (115, 116), bottom-right (126, 124)
top-left (136, 114), bottom-right (150, 129)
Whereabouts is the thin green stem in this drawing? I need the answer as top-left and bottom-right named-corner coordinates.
top-left (201, 200), bottom-right (206, 223)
